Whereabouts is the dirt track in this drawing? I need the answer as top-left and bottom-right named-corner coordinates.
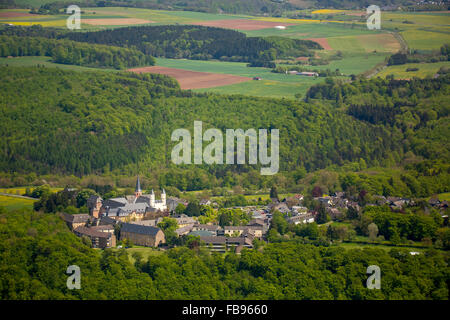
top-left (128, 66), bottom-right (252, 89)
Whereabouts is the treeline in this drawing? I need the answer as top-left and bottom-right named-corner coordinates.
top-left (0, 35), bottom-right (155, 69)
top-left (1, 207), bottom-right (448, 300)
top-left (0, 25), bottom-right (321, 65)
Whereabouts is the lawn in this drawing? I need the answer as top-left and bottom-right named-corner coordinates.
top-left (115, 246), bottom-right (164, 264)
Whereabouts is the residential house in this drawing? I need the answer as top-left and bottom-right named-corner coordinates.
top-left (192, 224), bottom-right (223, 236)
top-left (224, 225), bottom-right (263, 238)
top-left (61, 213), bottom-right (90, 230)
top-left (287, 212), bottom-right (315, 225)
top-left (175, 224), bottom-right (195, 236)
top-left (74, 226), bottom-right (115, 249)
top-left (200, 236), bottom-right (253, 253)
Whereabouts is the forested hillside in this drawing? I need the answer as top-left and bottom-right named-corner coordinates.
top-left (1, 207), bottom-right (448, 299)
top-left (0, 35), bottom-right (155, 69)
top-left (0, 25), bottom-right (321, 65)
top-left (0, 67), bottom-right (402, 174)
top-left (0, 66), bottom-right (449, 196)
top-left (306, 76), bottom-right (450, 162)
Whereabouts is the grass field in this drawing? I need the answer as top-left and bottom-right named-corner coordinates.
top-left (156, 58), bottom-right (326, 98)
top-left (0, 7), bottom-right (247, 29)
top-left (0, 56), bottom-right (119, 72)
top-left (337, 241), bottom-right (431, 252)
top-left (112, 246), bottom-right (164, 264)
top-left (157, 52), bottom-right (384, 80)
top-left (0, 195), bottom-right (35, 211)
top-left (436, 192), bottom-right (450, 201)
top-left (377, 61), bottom-right (450, 79)
top-left (0, 186), bottom-right (63, 195)
top-left (1, 7), bottom-right (448, 97)
top-left (244, 22), bottom-right (376, 39)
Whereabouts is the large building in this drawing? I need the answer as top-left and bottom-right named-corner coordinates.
top-left (73, 226), bottom-right (116, 249)
top-left (87, 176), bottom-right (168, 222)
top-left (120, 223), bottom-right (165, 247)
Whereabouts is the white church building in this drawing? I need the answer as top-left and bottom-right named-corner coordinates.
top-left (88, 176), bottom-right (167, 221)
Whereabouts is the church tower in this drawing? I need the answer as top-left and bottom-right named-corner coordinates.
top-left (161, 188), bottom-right (166, 205)
top-left (150, 189), bottom-right (155, 207)
top-left (135, 176), bottom-right (142, 199)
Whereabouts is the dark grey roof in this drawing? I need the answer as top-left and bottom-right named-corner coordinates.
top-left (121, 223), bottom-right (161, 236)
top-left (61, 213), bottom-right (90, 223)
top-left (194, 224), bottom-right (222, 231)
top-left (188, 230), bottom-right (215, 237)
top-left (74, 226), bottom-right (111, 238)
top-left (200, 236), bottom-right (227, 244)
top-left (200, 236), bottom-right (246, 245)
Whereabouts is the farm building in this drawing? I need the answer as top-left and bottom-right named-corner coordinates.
top-left (297, 72), bottom-right (319, 77)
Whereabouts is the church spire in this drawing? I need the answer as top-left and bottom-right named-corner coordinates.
top-left (135, 176), bottom-right (142, 199)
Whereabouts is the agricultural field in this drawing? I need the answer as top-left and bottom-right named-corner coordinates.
top-left (128, 65), bottom-right (252, 90)
top-left (377, 61), bottom-right (450, 79)
top-left (0, 56), bottom-right (118, 72)
top-left (0, 186), bottom-right (63, 195)
top-left (1, 7), bottom-right (448, 97)
top-left (0, 195), bottom-right (35, 211)
top-left (0, 7), bottom-right (248, 29)
top-left (154, 58), bottom-right (327, 98)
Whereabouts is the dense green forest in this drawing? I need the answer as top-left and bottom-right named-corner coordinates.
top-left (0, 25), bottom-right (321, 64)
top-left (0, 35), bottom-right (155, 69)
top-left (306, 76), bottom-right (450, 163)
top-left (0, 66), bottom-right (448, 197)
top-left (0, 207), bottom-right (448, 299)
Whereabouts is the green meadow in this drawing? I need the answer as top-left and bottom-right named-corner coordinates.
top-left (0, 56), bottom-right (118, 72)
top-left (244, 22), bottom-right (377, 39)
top-left (156, 58), bottom-right (327, 98)
top-left (377, 61), bottom-right (450, 79)
top-left (0, 195), bottom-right (35, 211)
